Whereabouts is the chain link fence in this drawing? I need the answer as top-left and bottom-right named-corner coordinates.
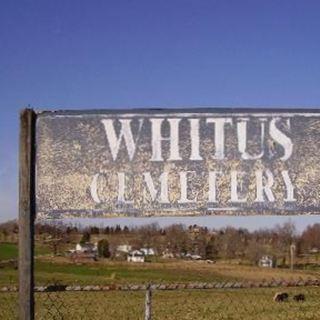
top-left (1, 280), bottom-right (320, 319)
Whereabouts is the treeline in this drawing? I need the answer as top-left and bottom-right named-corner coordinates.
top-left (1, 220), bottom-right (320, 266)
top-left (31, 221), bottom-right (320, 265)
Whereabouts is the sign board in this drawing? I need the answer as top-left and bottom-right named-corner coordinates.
top-left (18, 108), bottom-right (320, 320)
top-left (35, 109), bottom-right (320, 218)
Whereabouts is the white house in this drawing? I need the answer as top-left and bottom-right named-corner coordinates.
top-left (162, 249), bottom-right (174, 259)
top-left (127, 250), bottom-right (145, 263)
top-left (140, 248), bottom-right (155, 256)
top-left (258, 255), bottom-right (274, 268)
top-left (75, 242), bottom-right (97, 254)
top-left (117, 244), bottom-right (132, 254)
top-left (185, 253), bottom-right (202, 260)
top-left (69, 242), bottom-right (98, 261)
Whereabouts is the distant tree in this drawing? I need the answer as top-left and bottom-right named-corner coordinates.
top-left (80, 231), bottom-right (91, 244)
top-left (165, 224), bottom-right (190, 256)
top-left (215, 227), bottom-right (249, 259)
top-left (300, 223), bottom-right (320, 252)
top-left (90, 226), bottom-right (100, 234)
top-left (46, 227), bottom-right (69, 255)
top-left (2, 229), bottom-right (8, 237)
top-left (104, 226), bottom-right (110, 234)
top-left (98, 239), bottom-right (111, 258)
top-left (139, 223), bottom-right (160, 249)
top-left (160, 229), bottom-right (166, 236)
top-left (192, 233), bottom-right (208, 257)
top-left (274, 221), bottom-right (297, 266)
top-left (205, 236), bottom-right (218, 260)
top-left (245, 240), bottom-right (268, 265)
top-left (12, 224), bottom-right (19, 234)
top-left (48, 239), bottom-right (62, 255)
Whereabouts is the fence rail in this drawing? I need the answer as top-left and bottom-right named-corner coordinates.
top-left (1, 280), bottom-right (320, 320)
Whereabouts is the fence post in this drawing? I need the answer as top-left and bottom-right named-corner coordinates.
top-left (19, 109), bottom-right (36, 320)
top-left (144, 284), bottom-right (152, 320)
top-left (290, 244), bottom-right (296, 271)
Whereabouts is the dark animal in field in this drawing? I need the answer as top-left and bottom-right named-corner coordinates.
top-left (45, 285), bottom-right (67, 292)
top-left (273, 292), bottom-right (289, 302)
top-left (293, 294), bottom-right (305, 302)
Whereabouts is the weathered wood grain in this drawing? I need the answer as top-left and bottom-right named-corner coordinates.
top-left (19, 109), bottom-right (36, 320)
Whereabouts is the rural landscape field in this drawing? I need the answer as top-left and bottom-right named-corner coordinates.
top-left (1, 220), bottom-right (320, 319)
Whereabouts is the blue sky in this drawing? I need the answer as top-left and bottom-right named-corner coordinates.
top-left (1, 0), bottom-right (320, 229)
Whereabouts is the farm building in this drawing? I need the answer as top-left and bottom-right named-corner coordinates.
top-left (67, 242), bottom-right (98, 262)
top-left (258, 255), bottom-right (275, 268)
top-left (75, 242), bottom-right (98, 254)
top-left (140, 248), bottom-right (155, 256)
top-left (185, 253), bottom-right (202, 260)
top-left (127, 250), bottom-right (145, 263)
top-left (162, 249), bottom-right (174, 259)
top-left (116, 244), bottom-right (132, 253)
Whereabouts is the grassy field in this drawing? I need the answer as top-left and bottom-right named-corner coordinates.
top-left (0, 242), bottom-right (51, 260)
top-left (1, 241), bottom-right (319, 287)
top-left (0, 243), bottom-right (18, 260)
top-left (1, 254), bottom-right (319, 286)
top-left (1, 287), bottom-right (320, 320)
top-left (1, 242), bottom-right (320, 319)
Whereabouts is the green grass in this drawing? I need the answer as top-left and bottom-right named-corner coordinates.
top-left (34, 244), bottom-right (52, 256)
top-left (151, 287), bottom-right (320, 320)
top-left (32, 260), bottom-right (229, 285)
top-left (0, 254), bottom-right (319, 286)
top-left (0, 243), bottom-right (18, 260)
top-left (1, 250), bottom-right (319, 319)
top-left (0, 260), bottom-right (226, 286)
top-left (1, 243), bottom-right (319, 289)
top-left (0, 242), bottom-right (52, 261)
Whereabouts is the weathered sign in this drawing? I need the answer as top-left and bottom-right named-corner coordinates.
top-left (35, 109), bottom-right (320, 218)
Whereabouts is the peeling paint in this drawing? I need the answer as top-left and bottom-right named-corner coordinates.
top-left (35, 109), bottom-right (320, 218)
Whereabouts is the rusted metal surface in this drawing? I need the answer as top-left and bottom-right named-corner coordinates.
top-left (35, 109), bottom-right (320, 218)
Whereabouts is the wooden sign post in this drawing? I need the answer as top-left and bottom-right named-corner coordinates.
top-left (19, 109), bottom-right (36, 320)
